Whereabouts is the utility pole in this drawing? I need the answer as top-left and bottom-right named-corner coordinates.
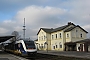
top-left (23, 18), bottom-right (26, 39)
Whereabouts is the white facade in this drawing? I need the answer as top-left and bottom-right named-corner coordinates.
top-left (36, 22), bottom-right (88, 51)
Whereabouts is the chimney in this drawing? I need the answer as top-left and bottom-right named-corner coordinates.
top-left (51, 28), bottom-right (53, 29)
top-left (68, 22), bottom-right (73, 25)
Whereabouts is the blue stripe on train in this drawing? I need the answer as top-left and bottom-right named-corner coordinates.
top-left (19, 43), bottom-right (27, 54)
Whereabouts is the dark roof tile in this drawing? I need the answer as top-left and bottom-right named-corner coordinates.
top-left (64, 26), bottom-right (76, 32)
top-left (41, 28), bottom-right (53, 33)
top-left (64, 25), bottom-right (88, 33)
top-left (37, 28), bottom-right (53, 35)
top-left (37, 22), bottom-right (88, 35)
top-left (51, 25), bottom-right (69, 32)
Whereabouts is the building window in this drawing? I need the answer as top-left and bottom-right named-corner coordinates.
top-left (44, 35), bottom-right (45, 40)
top-left (42, 32), bottom-right (43, 34)
top-left (67, 34), bottom-right (69, 37)
top-left (60, 33), bottom-right (61, 38)
top-left (39, 44), bottom-right (40, 47)
top-left (59, 42), bottom-right (62, 48)
top-left (80, 34), bottom-right (82, 38)
top-left (56, 45), bottom-right (58, 48)
top-left (44, 44), bottom-right (46, 48)
top-left (42, 36), bottom-right (43, 40)
top-left (60, 45), bottom-right (62, 48)
top-left (56, 34), bottom-right (57, 39)
top-left (52, 35), bottom-right (54, 39)
top-left (41, 44), bottom-right (43, 48)
top-left (53, 46), bottom-right (55, 49)
top-left (39, 37), bottom-right (40, 40)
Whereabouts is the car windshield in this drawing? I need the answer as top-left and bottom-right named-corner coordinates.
top-left (24, 41), bottom-right (36, 49)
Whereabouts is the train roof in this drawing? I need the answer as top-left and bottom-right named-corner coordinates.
top-left (15, 38), bottom-right (34, 43)
top-left (19, 38), bottom-right (34, 41)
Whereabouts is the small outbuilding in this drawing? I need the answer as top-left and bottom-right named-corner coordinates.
top-left (76, 39), bottom-right (90, 52)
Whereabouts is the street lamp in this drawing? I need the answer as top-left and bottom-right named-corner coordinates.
top-left (44, 42), bottom-right (48, 53)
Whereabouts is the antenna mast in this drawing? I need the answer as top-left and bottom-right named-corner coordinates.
top-left (23, 18), bottom-right (26, 39)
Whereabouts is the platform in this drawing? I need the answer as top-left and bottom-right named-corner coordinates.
top-left (0, 50), bottom-right (28, 60)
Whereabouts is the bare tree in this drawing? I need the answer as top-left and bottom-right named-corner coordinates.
top-left (10, 31), bottom-right (21, 42)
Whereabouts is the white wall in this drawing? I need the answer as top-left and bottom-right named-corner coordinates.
top-left (71, 27), bottom-right (87, 42)
top-left (77, 43), bottom-right (80, 51)
top-left (51, 31), bottom-right (63, 51)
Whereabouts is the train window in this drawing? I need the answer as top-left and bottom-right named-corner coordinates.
top-left (24, 41), bottom-right (36, 49)
top-left (15, 44), bottom-right (18, 50)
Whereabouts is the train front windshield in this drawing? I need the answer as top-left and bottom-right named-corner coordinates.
top-left (24, 41), bottom-right (36, 49)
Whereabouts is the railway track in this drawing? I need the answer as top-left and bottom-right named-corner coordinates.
top-left (7, 52), bottom-right (90, 60)
top-left (8, 52), bottom-right (56, 60)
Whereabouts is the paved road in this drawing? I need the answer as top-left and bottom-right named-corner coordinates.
top-left (37, 50), bottom-right (90, 59)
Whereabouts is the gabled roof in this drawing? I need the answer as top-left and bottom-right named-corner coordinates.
top-left (41, 28), bottom-right (53, 33)
top-left (37, 28), bottom-right (53, 35)
top-left (64, 26), bottom-right (76, 32)
top-left (64, 25), bottom-right (88, 33)
top-left (51, 25), bottom-right (69, 32)
top-left (51, 22), bottom-right (75, 33)
top-left (37, 22), bottom-right (88, 35)
top-left (37, 25), bottom-right (70, 35)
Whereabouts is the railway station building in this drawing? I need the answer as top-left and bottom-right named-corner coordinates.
top-left (35, 22), bottom-right (88, 51)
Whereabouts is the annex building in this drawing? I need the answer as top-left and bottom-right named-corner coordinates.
top-left (36, 22), bottom-right (88, 51)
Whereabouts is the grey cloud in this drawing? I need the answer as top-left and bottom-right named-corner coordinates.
top-left (0, 0), bottom-right (67, 13)
top-left (0, 0), bottom-right (90, 39)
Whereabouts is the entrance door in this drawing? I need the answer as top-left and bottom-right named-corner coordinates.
top-left (88, 45), bottom-right (90, 51)
top-left (84, 43), bottom-right (88, 52)
top-left (80, 44), bottom-right (83, 51)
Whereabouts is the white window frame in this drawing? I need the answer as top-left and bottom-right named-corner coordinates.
top-left (59, 42), bottom-right (62, 48)
top-left (44, 35), bottom-right (45, 40)
top-left (67, 34), bottom-right (69, 38)
top-left (80, 33), bottom-right (82, 38)
top-left (52, 35), bottom-right (54, 40)
top-left (60, 33), bottom-right (62, 38)
top-left (56, 34), bottom-right (57, 39)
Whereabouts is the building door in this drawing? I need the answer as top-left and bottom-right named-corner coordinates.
top-left (84, 43), bottom-right (88, 52)
top-left (80, 44), bottom-right (83, 51)
top-left (88, 45), bottom-right (90, 51)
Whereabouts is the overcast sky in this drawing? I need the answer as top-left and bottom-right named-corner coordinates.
top-left (0, 0), bottom-right (90, 40)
